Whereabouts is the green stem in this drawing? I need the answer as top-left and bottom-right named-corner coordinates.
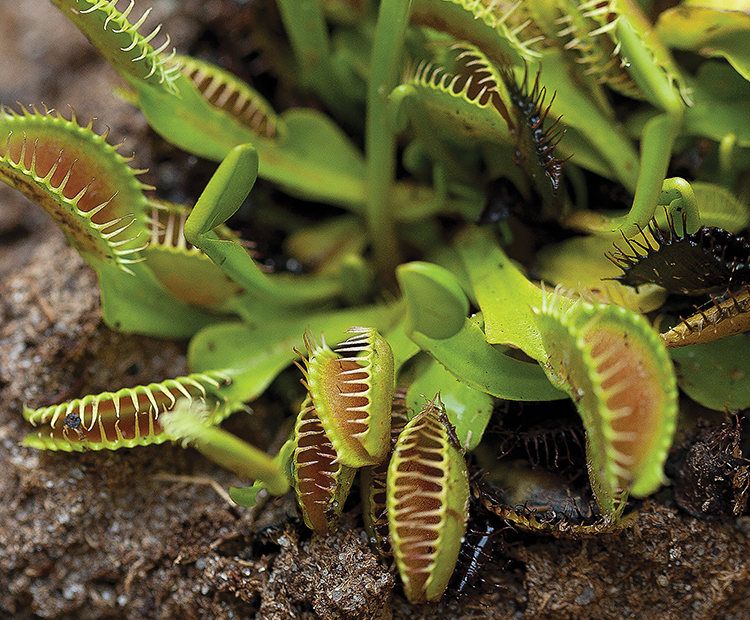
top-left (366, 0), bottom-right (413, 285)
top-left (276, 0), bottom-right (330, 77)
top-left (564, 115), bottom-right (685, 236)
top-left (162, 401), bottom-right (290, 496)
top-left (275, 0), bottom-right (357, 124)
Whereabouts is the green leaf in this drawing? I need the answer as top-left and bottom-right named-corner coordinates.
top-left (397, 261), bottom-right (470, 339)
top-left (188, 302), bottom-right (405, 403)
top-left (51, 0), bottom-right (369, 208)
top-left (406, 355), bottom-right (493, 450)
top-left (185, 144), bottom-right (344, 307)
top-left (271, 109), bottom-right (367, 207)
top-left (96, 262), bottom-right (224, 338)
top-left (670, 334), bottom-right (750, 411)
top-left (657, 4), bottom-right (750, 82)
top-left (408, 315), bottom-right (565, 402)
top-left (229, 481), bottom-right (267, 507)
top-left (455, 226), bottom-right (573, 361)
top-left (185, 144), bottom-right (259, 234)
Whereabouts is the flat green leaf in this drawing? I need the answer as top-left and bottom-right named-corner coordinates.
top-left (406, 355), bottom-right (493, 450)
top-left (384, 317), bottom-right (422, 375)
top-left (188, 302), bottom-right (404, 403)
top-left (670, 334), bottom-right (750, 410)
top-left (408, 315), bottom-right (565, 402)
top-left (657, 5), bottom-right (750, 82)
top-left (97, 262), bottom-right (224, 338)
top-left (270, 109), bottom-right (367, 206)
top-left (456, 226), bottom-right (573, 361)
top-left (397, 261), bottom-right (470, 339)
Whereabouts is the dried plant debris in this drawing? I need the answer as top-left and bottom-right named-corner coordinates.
top-left (670, 414), bottom-right (750, 519)
top-left (662, 286), bottom-right (750, 347)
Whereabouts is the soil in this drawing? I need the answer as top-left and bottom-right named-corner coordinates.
top-left (2, 2), bottom-right (750, 619)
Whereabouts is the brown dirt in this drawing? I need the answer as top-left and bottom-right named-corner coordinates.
top-left (3, 2), bottom-right (750, 619)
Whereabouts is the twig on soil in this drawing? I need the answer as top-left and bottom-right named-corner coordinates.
top-left (153, 471), bottom-right (237, 507)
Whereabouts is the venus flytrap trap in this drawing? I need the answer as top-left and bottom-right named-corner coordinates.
top-left (290, 326), bottom-right (394, 534)
top-left (23, 371), bottom-right (237, 451)
top-left (387, 396), bottom-right (470, 604)
top-left (292, 395), bottom-right (358, 536)
top-left (4, 0), bottom-right (750, 606)
top-left (533, 293), bottom-right (678, 518)
top-left (0, 105), bottom-right (223, 338)
top-left (295, 327), bottom-right (395, 467)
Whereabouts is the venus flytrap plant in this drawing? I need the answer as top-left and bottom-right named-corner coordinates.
top-left (661, 289), bottom-right (750, 347)
top-left (453, 225), bottom-right (679, 517)
top-left (551, 1), bottom-right (692, 237)
top-left (52, 0), bottom-right (371, 207)
top-left (182, 144), bottom-right (349, 308)
top-left (408, 0), bottom-right (697, 237)
top-left (0, 105), bottom-right (239, 338)
top-left (4, 0), bottom-right (750, 606)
